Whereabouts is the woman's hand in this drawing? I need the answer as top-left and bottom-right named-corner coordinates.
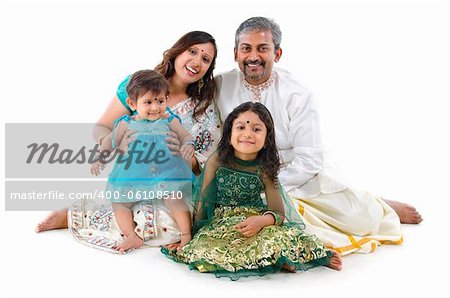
top-left (180, 144), bottom-right (194, 163)
top-left (116, 129), bottom-right (136, 154)
top-left (234, 216), bottom-right (270, 238)
top-left (165, 131), bottom-right (181, 156)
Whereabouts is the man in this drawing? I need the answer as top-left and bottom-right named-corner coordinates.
top-left (215, 17), bottom-right (422, 255)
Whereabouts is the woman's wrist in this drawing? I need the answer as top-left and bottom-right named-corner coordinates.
top-left (97, 132), bottom-right (111, 146)
top-left (191, 155), bottom-right (201, 175)
top-left (93, 124), bottom-right (112, 145)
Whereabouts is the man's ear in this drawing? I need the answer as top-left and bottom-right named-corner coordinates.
top-left (274, 48), bottom-right (282, 63)
top-left (234, 48), bottom-right (238, 62)
top-left (126, 98), bottom-right (136, 111)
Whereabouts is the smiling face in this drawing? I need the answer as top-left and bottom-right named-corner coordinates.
top-left (127, 90), bottom-right (167, 121)
top-left (234, 30), bottom-right (282, 85)
top-left (172, 42), bottom-right (215, 86)
top-left (230, 110), bottom-right (267, 160)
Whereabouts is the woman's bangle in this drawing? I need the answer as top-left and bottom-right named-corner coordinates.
top-left (183, 140), bottom-right (195, 146)
top-left (263, 211), bottom-right (282, 225)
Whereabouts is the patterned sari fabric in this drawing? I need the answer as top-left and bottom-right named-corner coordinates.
top-left (169, 98), bottom-right (221, 169)
top-left (162, 157), bottom-right (332, 280)
top-left (69, 200), bottom-right (181, 254)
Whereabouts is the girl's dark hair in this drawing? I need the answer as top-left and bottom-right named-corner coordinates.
top-left (126, 70), bottom-right (169, 101)
top-left (217, 102), bottom-right (281, 182)
top-left (154, 31), bottom-right (217, 121)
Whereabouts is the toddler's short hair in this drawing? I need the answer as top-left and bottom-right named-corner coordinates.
top-left (126, 70), bottom-right (169, 101)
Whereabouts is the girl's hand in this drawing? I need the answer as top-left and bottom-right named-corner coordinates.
top-left (165, 131), bottom-right (181, 156)
top-left (234, 216), bottom-right (267, 238)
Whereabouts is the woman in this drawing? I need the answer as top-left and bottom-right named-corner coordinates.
top-left (36, 31), bottom-right (221, 254)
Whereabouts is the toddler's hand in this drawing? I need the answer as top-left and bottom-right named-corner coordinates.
top-left (90, 161), bottom-right (105, 176)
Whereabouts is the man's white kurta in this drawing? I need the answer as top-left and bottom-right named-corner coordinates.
top-left (215, 68), bottom-right (403, 255)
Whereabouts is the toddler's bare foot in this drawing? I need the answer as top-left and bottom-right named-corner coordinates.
top-left (384, 199), bottom-right (423, 224)
top-left (114, 233), bottom-right (143, 254)
top-left (327, 249), bottom-right (342, 271)
top-left (178, 234), bottom-right (192, 251)
top-left (164, 242), bottom-right (181, 251)
top-left (35, 209), bottom-right (68, 233)
top-left (164, 234), bottom-right (192, 252)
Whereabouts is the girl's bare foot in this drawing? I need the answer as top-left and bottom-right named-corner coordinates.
top-left (384, 199), bottom-right (423, 224)
top-left (114, 233), bottom-right (143, 254)
top-left (327, 249), bottom-right (342, 271)
top-left (35, 209), bottom-right (68, 233)
top-left (281, 263), bottom-right (296, 272)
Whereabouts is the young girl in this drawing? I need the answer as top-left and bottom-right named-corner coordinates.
top-left (92, 70), bottom-right (193, 253)
top-left (162, 102), bottom-right (342, 279)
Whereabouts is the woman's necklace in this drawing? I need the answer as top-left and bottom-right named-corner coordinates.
top-left (167, 94), bottom-right (189, 108)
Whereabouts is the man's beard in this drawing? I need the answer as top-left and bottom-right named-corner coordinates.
top-left (243, 60), bottom-right (266, 82)
top-left (244, 69), bottom-right (266, 81)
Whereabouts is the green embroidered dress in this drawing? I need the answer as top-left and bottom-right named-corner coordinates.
top-left (162, 154), bottom-right (332, 280)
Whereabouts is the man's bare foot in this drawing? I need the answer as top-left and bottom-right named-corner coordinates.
top-left (35, 209), bottom-right (68, 233)
top-left (326, 249), bottom-right (342, 271)
top-left (114, 233), bottom-right (143, 254)
top-left (384, 199), bottom-right (423, 224)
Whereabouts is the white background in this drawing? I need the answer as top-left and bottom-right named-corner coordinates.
top-left (1, 0), bottom-right (449, 297)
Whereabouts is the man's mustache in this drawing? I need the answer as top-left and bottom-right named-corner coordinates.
top-left (244, 59), bottom-right (265, 66)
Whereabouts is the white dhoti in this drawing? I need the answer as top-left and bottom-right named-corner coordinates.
top-left (288, 169), bottom-right (403, 255)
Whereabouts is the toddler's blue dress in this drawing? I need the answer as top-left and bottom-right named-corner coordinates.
top-left (106, 114), bottom-right (192, 203)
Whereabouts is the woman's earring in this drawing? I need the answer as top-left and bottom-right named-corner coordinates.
top-left (197, 78), bottom-right (204, 94)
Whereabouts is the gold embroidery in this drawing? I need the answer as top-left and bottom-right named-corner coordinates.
top-left (242, 72), bottom-right (277, 103)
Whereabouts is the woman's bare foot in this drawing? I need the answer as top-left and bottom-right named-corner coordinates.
top-left (35, 209), bottom-right (68, 233)
top-left (327, 249), bottom-right (342, 271)
top-left (114, 233), bottom-right (143, 254)
top-left (384, 199), bottom-right (423, 224)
